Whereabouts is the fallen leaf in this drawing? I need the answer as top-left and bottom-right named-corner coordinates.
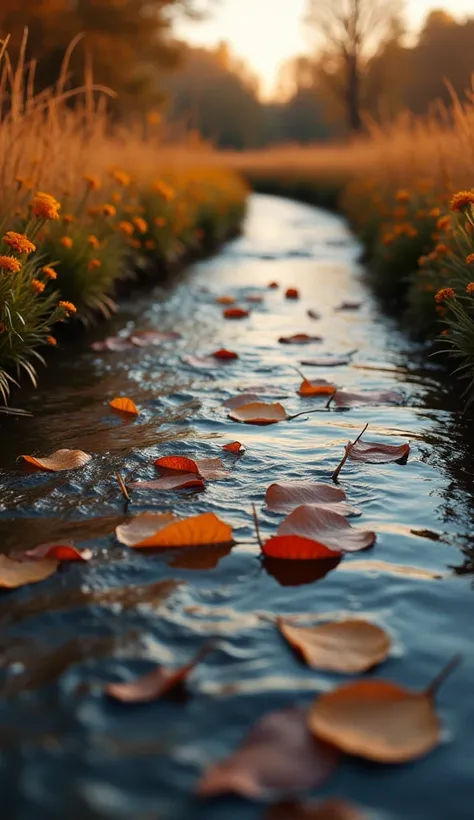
top-left (198, 706), bottom-right (339, 799)
top-left (109, 397), bottom-right (139, 415)
top-left (155, 455), bottom-right (228, 480)
top-left (129, 330), bottom-right (180, 346)
top-left (213, 349), bottom-right (239, 360)
top-left (91, 336), bottom-right (134, 352)
top-left (267, 798), bottom-right (366, 820)
top-left (337, 559), bottom-right (443, 580)
top-left (308, 677), bottom-right (444, 763)
top-left (285, 288), bottom-right (299, 299)
top-left (129, 474), bottom-right (206, 492)
top-left (335, 301), bottom-right (361, 311)
top-left (268, 281), bottom-right (279, 289)
top-left (298, 378), bottom-right (336, 397)
top-left (332, 390), bottom-right (403, 407)
top-left (116, 511), bottom-right (233, 549)
top-left (19, 448), bottom-right (91, 472)
top-left (266, 481), bottom-right (357, 516)
top-left (278, 618), bottom-right (390, 673)
top-left (223, 393), bottom-right (262, 409)
top-left (228, 402), bottom-right (288, 425)
top-left (279, 334), bottom-right (322, 345)
top-left (222, 441), bottom-right (245, 453)
top-left (23, 543), bottom-right (93, 562)
top-left (300, 357), bottom-right (352, 368)
top-left (307, 310), bottom-right (321, 320)
top-left (278, 506), bottom-right (375, 552)
top-left (106, 645), bottom-right (210, 703)
top-left (183, 354), bottom-right (237, 369)
top-left (348, 439), bottom-right (410, 464)
top-left (246, 294), bottom-right (264, 303)
top-left (215, 295), bottom-right (236, 305)
top-left (223, 307), bottom-right (249, 319)
top-left (0, 554), bottom-right (58, 588)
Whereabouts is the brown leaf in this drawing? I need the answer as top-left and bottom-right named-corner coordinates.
top-left (335, 301), bottom-right (361, 311)
top-left (109, 397), bottom-right (139, 415)
top-left (309, 678), bottom-right (442, 763)
top-left (348, 439), bottom-right (410, 464)
top-left (332, 390), bottom-right (403, 407)
top-left (106, 645), bottom-right (210, 703)
top-left (278, 506), bottom-right (375, 552)
top-left (300, 357), bottom-right (352, 368)
top-left (155, 455), bottom-right (228, 480)
top-left (223, 393), bottom-right (262, 409)
top-left (19, 448), bottom-right (91, 472)
top-left (115, 512), bottom-right (233, 549)
top-left (223, 307), bottom-right (249, 319)
top-left (198, 706), bottom-right (339, 799)
top-left (228, 402), bottom-right (288, 425)
top-left (91, 336), bottom-right (134, 352)
top-left (268, 281), bottom-right (279, 289)
top-left (267, 799), bottom-right (366, 820)
top-left (215, 295), bottom-right (236, 305)
top-left (23, 543), bottom-right (93, 562)
top-left (266, 481), bottom-right (357, 516)
top-left (0, 554), bottom-right (58, 588)
top-left (129, 474), bottom-right (206, 492)
top-left (307, 310), bottom-right (321, 320)
top-left (279, 334), bottom-right (322, 345)
top-left (278, 618), bottom-right (390, 673)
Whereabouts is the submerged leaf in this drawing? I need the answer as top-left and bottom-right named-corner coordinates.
top-left (106, 645), bottom-right (210, 703)
top-left (266, 481), bottom-right (357, 516)
top-left (348, 439), bottom-right (410, 464)
top-left (278, 618), bottom-right (390, 673)
top-left (198, 706), bottom-right (339, 799)
top-left (19, 448), bottom-right (91, 472)
top-left (109, 397), bottom-right (139, 415)
top-left (279, 334), bottom-right (322, 345)
top-left (278, 506), bottom-right (375, 552)
top-left (0, 554), bottom-right (58, 588)
top-left (223, 307), bottom-right (249, 319)
top-left (228, 402), bottom-right (288, 425)
top-left (116, 512), bottom-right (233, 549)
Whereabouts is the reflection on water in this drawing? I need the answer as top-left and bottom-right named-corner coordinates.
top-left (0, 194), bottom-right (474, 819)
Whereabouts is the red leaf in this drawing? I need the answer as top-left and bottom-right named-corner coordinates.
top-left (198, 707), bottom-right (339, 799)
top-left (262, 534), bottom-right (342, 560)
top-left (348, 440), bottom-right (410, 464)
top-left (155, 456), bottom-right (200, 475)
top-left (268, 281), bottom-right (279, 289)
top-left (23, 543), bottom-right (93, 562)
top-left (298, 378), bottom-right (336, 397)
top-left (278, 505), bottom-right (375, 552)
top-left (279, 334), bottom-right (322, 345)
top-left (213, 349), bottom-right (239, 360)
top-left (106, 645), bottom-right (210, 703)
top-left (223, 307), bottom-right (249, 319)
top-left (267, 798), bottom-right (366, 820)
top-left (129, 474), bottom-right (206, 491)
top-left (222, 441), bottom-right (245, 453)
top-left (285, 288), bottom-right (299, 299)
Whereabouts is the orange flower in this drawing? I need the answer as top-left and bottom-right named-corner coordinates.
top-left (393, 207), bottom-right (407, 220)
top-left (450, 191), bottom-right (474, 212)
top-left (128, 238), bottom-right (141, 249)
top-left (147, 111), bottom-right (161, 126)
top-left (46, 335), bottom-right (57, 345)
top-left (3, 231), bottom-right (36, 254)
top-left (88, 235), bottom-right (100, 248)
top-left (437, 216), bottom-right (451, 232)
top-left (102, 204), bottom-right (116, 217)
top-left (382, 233), bottom-right (394, 246)
top-left (117, 220), bottom-right (134, 236)
top-left (31, 192), bottom-right (60, 220)
top-left (15, 175), bottom-right (34, 189)
top-left (466, 254), bottom-right (474, 265)
top-left (153, 180), bottom-right (175, 201)
top-left (395, 190), bottom-right (410, 203)
top-left (133, 217), bottom-right (148, 233)
top-left (42, 265), bottom-right (57, 280)
top-left (83, 174), bottom-right (101, 191)
top-left (111, 169), bottom-right (131, 186)
top-left (466, 283), bottom-right (474, 294)
top-left (418, 256), bottom-right (428, 267)
top-left (32, 278), bottom-right (45, 293)
top-left (0, 255), bottom-right (21, 272)
top-left (435, 287), bottom-right (455, 303)
top-left (112, 192), bottom-right (122, 204)
top-left (429, 207), bottom-right (441, 218)
top-left (144, 239), bottom-right (156, 250)
top-left (155, 216), bottom-right (166, 228)
top-left (60, 236), bottom-right (73, 248)
top-left (62, 214), bottom-right (75, 225)
top-left (59, 300), bottom-right (77, 315)
top-left (88, 258), bottom-right (101, 270)
top-left (434, 243), bottom-right (449, 256)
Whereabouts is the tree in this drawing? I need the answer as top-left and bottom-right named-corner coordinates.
top-left (306, 0), bottom-right (401, 133)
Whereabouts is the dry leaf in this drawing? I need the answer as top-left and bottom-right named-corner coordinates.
top-left (155, 455), bottom-right (200, 474)
top-left (223, 393), bottom-right (261, 409)
top-left (298, 379), bottom-right (336, 397)
top-left (348, 439), bottom-right (410, 464)
top-left (19, 448), bottom-right (91, 472)
top-left (278, 506), bottom-right (375, 552)
top-left (278, 619), bottom-right (390, 673)
top-left (91, 336), bottom-right (134, 352)
top-left (285, 288), bottom-right (299, 299)
top-left (0, 554), bottom-right (58, 588)
top-left (300, 357), bottom-right (352, 367)
top-left (228, 402), bottom-right (288, 425)
top-left (268, 281), bottom-right (279, 289)
top-left (129, 330), bottom-right (180, 346)
top-left (116, 512), bottom-right (233, 549)
top-left (129, 474), bottom-right (206, 492)
top-left (23, 543), bottom-right (93, 562)
top-left (267, 799), bottom-right (365, 820)
top-left (106, 645), bottom-right (210, 703)
top-left (198, 706), bottom-right (339, 799)
top-left (309, 678), bottom-right (441, 763)
top-left (213, 349), bottom-right (239, 360)
top-left (279, 334), bottom-right (322, 345)
top-left (266, 481), bottom-right (357, 516)
top-left (109, 397), bottom-right (139, 415)
top-left (332, 390), bottom-right (403, 407)
top-left (223, 307), bottom-right (249, 319)
top-left (216, 295), bottom-right (236, 305)
top-left (222, 441), bottom-right (245, 453)
top-left (155, 455), bottom-right (228, 480)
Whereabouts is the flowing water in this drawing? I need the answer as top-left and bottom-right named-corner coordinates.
top-left (1, 193), bottom-right (474, 820)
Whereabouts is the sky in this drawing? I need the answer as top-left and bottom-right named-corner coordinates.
top-left (176, 0), bottom-right (474, 97)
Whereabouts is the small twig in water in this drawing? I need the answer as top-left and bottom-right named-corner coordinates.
top-left (332, 423), bottom-right (369, 484)
top-left (325, 389), bottom-right (337, 409)
top-left (425, 654), bottom-right (461, 698)
top-left (116, 471), bottom-right (131, 503)
top-left (252, 503), bottom-right (264, 549)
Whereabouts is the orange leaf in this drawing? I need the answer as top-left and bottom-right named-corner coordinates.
top-left (129, 474), bottom-right (205, 492)
top-left (155, 456), bottom-right (200, 475)
top-left (268, 281), bottom-right (279, 288)
top-left (213, 349), bottom-right (239, 360)
top-left (222, 441), bottom-right (245, 453)
top-left (298, 379), bottom-right (336, 397)
top-left (262, 534), bottom-right (342, 560)
top-left (109, 397), bottom-right (138, 415)
top-left (309, 678), bottom-right (442, 763)
top-left (198, 707), bottom-right (339, 799)
top-left (279, 334), bottom-right (321, 345)
top-left (265, 481), bottom-right (357, 516)
top-left (278, 618), bottom-right (390, 673)
top-left (23, 543), bottom-right (93, 562)
top-left (19, 448), bottom-right (91, 472)
top-left (278, 505), bottom-right (375, 552)
top-left (285, 288), bottom-right (299, 299)
top-left (116, 512), bottom-right (233, 549)
top-left (223, 307), bottom-right (249, 319)
top-left (348, 439), bottom-right (410, 464)
top-left (215, 295), bottom-right (236, 305)
top-left (0, 554), bottom-right (58, 588)
top-left (106, 645), bottom-right (210, 703)
top-left (228, 402), bottom-right (288, 425)
top-left (155, 455), bottom-right (228, 480)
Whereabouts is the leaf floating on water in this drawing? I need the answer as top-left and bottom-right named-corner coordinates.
top-left (91, 336), bottom-right (134, 352)
top-left (348, 439), bottom-right (410, 464)
top-left (332, 390), bottom-right (403, 407)
top-left (197, 706), bottom-right (339, 799)
top-left (129, 330), bottom-right (181, 346)
top-left (268, 281), bottom-right (279, 289)
top-left (155, 455), bottom-right (228, 480)
top-left (222, 441), bottom-right (245, 453)
top-left (155, 455), bottom-right (200, 475)
top-left (300, 357), bottom-right (352, 368)
top-left (335, 301), bottom-right (361, 311)
top-left (278, 506), bottom-right (375, 552)
top-left (213, 349), bottom-right (239, 360)
top-left (223, 393), bottom-right (262, 409)
top-left (266, 481), bottom-right (357, 516)
top-left (106, 645), bottom-right (211, 703)
top-left (285, 288), bottom-right (299, 299)
top-left (278, 618), bottom-right (390, 673)
top-left (267, 799), bottom-right (366, 820)
top-left (228, 402), bottom-right (289, 425)
top-left (109, 397), bottom-right (139, 415)
top-left (279, 334), bottom-right (322, 345)
top-left (215, 295), bottom-right (236, 305)
top-left (116, 512), bottom-right (233, 549)
top-left (262, 534), bottom-right (342, 561)
top-left (223, 307), bottom-right (249, 319)
top-left (23, 543), bottom-right (93, 562)
top-left (19, 448), bottom-right (91, 472)
top-left (298, 378), bottom-right (336, 397)
top-left (0, 554), bottom-right (58, 588)
top-left (246, 294), bottom-right (264, 303)
top-left (337, 559), bottom-right (443, 580)
top-left (307, 310), bottom-right (321, 320)
top-left (129, 474), bottom-right (206, 492)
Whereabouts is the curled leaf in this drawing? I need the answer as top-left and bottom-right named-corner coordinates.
top-left (348, 439), bottom-right (410, 464)
top-left (0, 554), bottom-right (58, 588)
top-left (213, 349), bottom-right (239, 360)
top-left (106, 645), bottom-right (210, 703)
top-left (19, 448), bottom-right (91, 472)
top-left (285, 288), bottom-right (299, 299)
top-left (109, 397), bottom-right (138, 415)
top-left (278, 618), bottom-right (390, 673)
top-left (155, 455), bottom-right (228, 480)
top-left (278, 506), bottom-right (375, 552)
top-left (222, 441), bottom-right (245, 453)
top-left (198, 706), bottom-right (339, 799)
top-left (23, 543), bottom-right (93, 562)
top-left (129, 474), bottom-right (206, 492)
top-left (266, 481), bottom-right (357, 516)
top-left (116, 511), bottom-right (233, 549)
top-left (223, 307), bottom-right (249, 319)
top-left (279, 334), bottom-right (322, 345)
top-left (228, 402), bottom-right (288, 425)
top-left (298, 379), bottom-right (336, 397)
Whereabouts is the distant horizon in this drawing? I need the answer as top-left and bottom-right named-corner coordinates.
top-left (176, 0), bottom-right (474, 98)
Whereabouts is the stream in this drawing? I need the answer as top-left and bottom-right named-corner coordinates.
top-left (1, 193), bottom-right (474, 820)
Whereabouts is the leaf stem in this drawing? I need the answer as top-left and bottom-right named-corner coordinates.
top-left (426, 654), bottom-right (461, 698)
top-left (287, 408), bottom-right (329, 421)
top-left (116, 471), bottom-right (131, 503)
top-left (332, 423), bottom-right (369, 484)
top-left (326, 389), bottom-right (337, 409)
top-left (252, 504), bottom-right (263, 549)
